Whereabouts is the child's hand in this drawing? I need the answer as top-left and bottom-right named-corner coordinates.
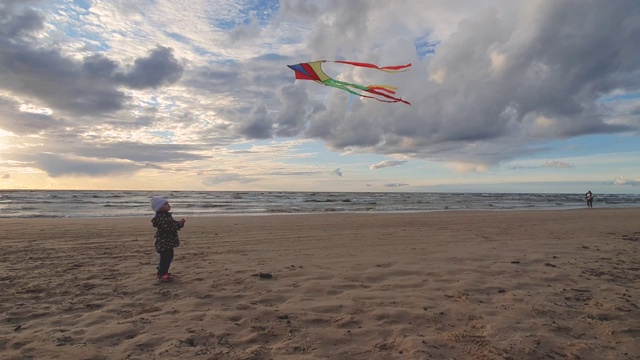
top-left (180, 217), bottom-right (187, 224)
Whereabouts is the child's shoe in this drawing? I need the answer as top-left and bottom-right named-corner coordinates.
top-left (157, 274), bottom-right (172, 282)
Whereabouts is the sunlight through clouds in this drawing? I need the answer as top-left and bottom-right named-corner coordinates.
top-left (0, 0), bottom-right (638, 192)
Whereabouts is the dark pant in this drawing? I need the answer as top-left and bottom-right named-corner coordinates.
top-left (158, 248), bottom-right (174, 276)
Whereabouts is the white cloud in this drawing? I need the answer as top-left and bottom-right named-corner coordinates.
top-left (0, 0), bottom-right (639, 191)
top-left (384, 183), bottom-right (409, 187)
top-left (369, 160), bottom-right (407, 170)
top-left (543, 160), bottom-right (573, 168)
top-left (509, 160), bottom-right (574, 170)
top-left (613, 176), bottom-right (640, 186)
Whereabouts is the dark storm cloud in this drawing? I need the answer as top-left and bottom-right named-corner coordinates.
top-left (30, 132), bottom-right (207, 163)
top-left (82, 47), bottom-right (183, 91)
top-left (3, 0), bottom-right (638, 180)
top-left (82, 54), bottom-right (119, 80)
top-left (10, 140), bottom-right (207, 177)
top-left (75, 142), bottom-right (206, 163)
top-left (298, 0), bottom-right (640, 166)
top-left (183, 54), bottom-right (302, 141)
top-left (307, 103), bottom-right (387, 149)
top-left (184, 54), bottom-right (290, 97)
top-left (115, 46), bottom-right (183, 89)
top-left (0, 44), bottom-right (182, 116)
top-left (236, 103), bottom-right (272, 139)
top-left (17, 153), bottom-right (139, 177)
top-left (0, 97), bottom-right (68, 135)
top-left (183, 65), bottom-right (241, 92)
top-left (0, 2), bottom-right (43, 38)
top-left (273, 84), bottom-right (309, 137)
top-left (0, 45), bottom-right (129, 115)
top-left (0, 4), bottom-right (183, 117)
top-left (186, 53), bottom-right (298, 140)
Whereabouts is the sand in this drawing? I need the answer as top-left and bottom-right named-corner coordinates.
top-left (1, 209), bottom-right (640, 360)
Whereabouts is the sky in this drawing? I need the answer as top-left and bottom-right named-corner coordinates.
top-left (0, 0), bottom-right (639, 193)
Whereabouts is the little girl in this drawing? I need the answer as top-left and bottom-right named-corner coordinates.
top-left (151, 197), bottom-right (187, 281)
top-left (585, 190), bottom-right (593, 208)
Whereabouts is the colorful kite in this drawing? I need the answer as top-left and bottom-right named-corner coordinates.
top-left (287, 60), bottom-right (411, 105)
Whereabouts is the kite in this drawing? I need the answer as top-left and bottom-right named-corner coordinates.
top-left (287, 60), bottom-right (411, 105)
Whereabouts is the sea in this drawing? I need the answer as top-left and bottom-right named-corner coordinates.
top-left (0, 190), bottom-right (638, 219)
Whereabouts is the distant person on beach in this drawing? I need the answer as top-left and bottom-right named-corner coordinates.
top-left (585, 191), bottom-right (593, 208)
top-left (151, 196), bottom-right (187, 282)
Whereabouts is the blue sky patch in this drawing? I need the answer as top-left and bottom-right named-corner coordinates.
top-left (414, 34), bottom-right (439, 59)
top-left (210, 0), bottom-right (280, 30)
top-left (148, 130), bottom-right (174, 140)
top-left (598, 92), bottom-right (640, 103)
top-left (165, 31), bottom-right (190, 44)
top-left (73, 0), bottom-right (91, 11)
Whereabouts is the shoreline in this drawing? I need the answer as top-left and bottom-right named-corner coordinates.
top-left (2, 205), bottom-right (638, 220)
top-left (2, 209), bottom-right (640, 359)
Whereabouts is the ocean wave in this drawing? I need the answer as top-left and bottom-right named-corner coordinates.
top-left (0, 191), bottom-right (637, 218)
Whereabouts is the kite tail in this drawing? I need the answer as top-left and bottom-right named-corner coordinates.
top-left (324, 79), bottom-right (411, 105)
top-left (327, 82), bottom-right (403, 104)
top-left (367, 85), bottom-right (398, 95)
top-left (333, 60), bottom-right (412, 72)
top-left (364, 88), bottom-right (411, 105)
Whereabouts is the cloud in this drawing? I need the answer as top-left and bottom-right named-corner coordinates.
top-left (369, 160), bottom-right (407, 170)
top-left (446, 162), bottom-right (489, 173)
top-left (299, 0), bottom-right (640, 165)
top-left (0, 45), bottom-right (183, 116)
top-left (384, 183), bottom-right (409, 187)
top-left (2, 173), bottom-right (9, 179)
top-left (16, 153), bottom-right (139, 177)
top-left (0, 2), bottom-right (43, 39)
top-left (0, 97), bottom-right (69, 135)
top-left (613, 176), bottom-right (640, 186)
top-left (202, 173), bottom-right (261, 186)
top-left (509, 160), bottom-right (574, 170)
top-left (331, 168), bottom-right (343, 177)
top-left (1, 0), bottom-right (639, 188)
top-left (274, 84), bottom-right (310, 137)
top-left (542, 160), bottom-right (573, 169)
top-left (264, 170), bottom-right (322, 176)
top-left (0, 3), bottom-right (183, 118)
top-left (236, 103), bottom-right (273, 139)
top-left (115, 46), bottom-right (184, 89)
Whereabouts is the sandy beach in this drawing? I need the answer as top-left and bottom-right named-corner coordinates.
top-left (1, 209), bottom-right (639, 360)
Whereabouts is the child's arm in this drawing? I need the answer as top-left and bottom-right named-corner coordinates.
top-left (152, 214), bottom-right (184, 231)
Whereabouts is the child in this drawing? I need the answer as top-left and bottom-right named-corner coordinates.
top-left (151, 196), bottom-right (187, 281)
top-left (585, 190), bottom-right (593, 208)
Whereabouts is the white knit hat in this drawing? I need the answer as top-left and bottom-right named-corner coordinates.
top-left (151, 196), bottom-right (168, 212)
